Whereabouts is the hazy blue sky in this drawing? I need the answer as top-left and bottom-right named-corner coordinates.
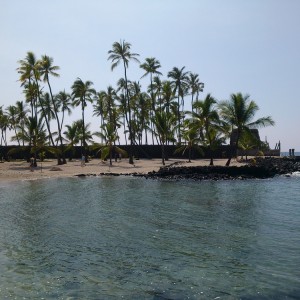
top-left (1, 0), bottom-right (299, 151)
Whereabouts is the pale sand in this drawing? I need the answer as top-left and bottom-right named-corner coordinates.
top-left (0, 158), bottom-right (245, 183)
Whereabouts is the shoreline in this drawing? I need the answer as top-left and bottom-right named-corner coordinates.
top-left (0, 158), bottom-right (244, 183)
top-left (1, 157), bottom-right (298, 183)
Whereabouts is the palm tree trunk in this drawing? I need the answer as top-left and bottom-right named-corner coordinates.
top-left (60, 110), bottom-right (65, 133)
top-left (145, 128), bottom-right (148, 145)
top-left (150, 74), bottom-right (155, 112)
top-left (34, 77), bottom-right (55, 147)
top-left (188, 147), bottom-right (191, 163)
top-left (226, 145), bottom-right (235, 166)
top-left (161, 142), bottom-right (165, 165)
top-left (226, 128), bottom-right (240, 166)
top-left (81, 102), bottom-right (86, 159)
top-left (109, 146), bottom-right (113, 166)
top-left (13, 126), bottom-right (20, 146)
top-left (177, 94), bottom-right (181, 144)
top-left (47, 79), bottom-right (65, 164)
top-left (225, 157), bottom-right (232, 166)
top-left (123, 61), bottom-right (134, 164)
top-left (21, 123), bottom-right (25, 146)
top-left (123, 116), bottom-right (127, 145)
top-left (191, 92), bottom-right (194, 113)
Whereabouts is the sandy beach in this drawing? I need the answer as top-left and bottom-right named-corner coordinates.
top-left (0, 158), bottom-right (245, 183)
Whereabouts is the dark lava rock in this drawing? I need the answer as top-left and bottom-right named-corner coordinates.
top-left (75, 173), bottom-right (97, 177)
top-left (145, 157), bottom-right (300, 181)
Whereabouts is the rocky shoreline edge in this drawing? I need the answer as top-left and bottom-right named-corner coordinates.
top-left (144, 157), bottom-right (300, 181)
top-left (75, 157), bottom-right (300, 181)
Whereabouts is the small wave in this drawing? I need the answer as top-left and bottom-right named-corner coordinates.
top-left (284, 171), bottom-right (300, 177)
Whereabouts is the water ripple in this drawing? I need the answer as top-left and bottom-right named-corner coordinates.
top-left (0, 176), bottom-right (299, 299)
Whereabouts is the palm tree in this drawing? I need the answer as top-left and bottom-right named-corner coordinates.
top-left (93, 91), bottom-right (106, 143)
top-left (203, 127), bottom-right (226, 165)
top-left (140, 59), bottom-right (162, 145)
top-left (117, 93), bottom-right (129, 145)
top-left (22, 81), bottom-right (38, 119)
top-left (15, 101), bottom-right (29, 146)
top-left (17, 52), bottom-right (36, 88)
top-left (191, 94), bottom-right (222, 165)
top-left (39, 55), bottom-right (67, 164)
top-left (148, 75), bottom-right (163, 144)
top-left (10, 116), bottom-right (49, 166)
top-left (238, 131), bottom-right (260, 161)
top-left (135, 91), bottom-right (151, 145)
top-left (71, 78), bottom-right (95, 159)
top-left (17, 52), bottom-right (55, 147)
top-left (161, 80), bottom-right (176, 114)
top-left (94, 86), bottom-right (120, 145)
top-left (116, 78), bottom-right (130, 145)
top-left (175, 121), bottom-right (203, 162)
top-left (63, 121), bottom-right (80, 161)
top-left (93, 122), bottom-right (126, 166)
top-left (98, 86), bottom-right (118, 124)
top-left (152, 75), bottom-right (163, 110)
top-left (29, 117), bottom-right (56, 164)
top-left (128, 81), bottom-right (142, 143)
top-left (6, 105), bottom-right (20, 145)
top-left (76, 121), bottom-right (94, 153)
top-left (0, 107), bottom-right (9, 146)
top-left (108, 40), bottom-right (140, 164)
top-left (38, 92), bottom-right (55, 124)
top-left (219, 92), bottom-right (275, 166)
top-left (17, 52), bottom-right (38, 148)
top-left (55, 90), bottom-right (72, 133)
top-left (167, 66), bottom-right (189, 143)
top-left (140, 57), bottom-right (162, 111)
top-left (187, 73), bottom-right (204, 113)
top-left (151, 111), bottom-right (177, 165)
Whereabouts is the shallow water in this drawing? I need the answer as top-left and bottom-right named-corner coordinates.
top-left (0, 176), bottom-right (300, 299)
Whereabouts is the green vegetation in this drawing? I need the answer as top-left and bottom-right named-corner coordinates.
top-left (0, 41), bottom-right (275, 166)
top-left (219, 93), bottom-right (275, 165)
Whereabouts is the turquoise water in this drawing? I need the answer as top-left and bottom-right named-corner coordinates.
top-left (0, 176), bottom-right (300, 299)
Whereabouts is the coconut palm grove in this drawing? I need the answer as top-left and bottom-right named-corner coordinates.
top-left (0, 40), bottom-right (275, 166)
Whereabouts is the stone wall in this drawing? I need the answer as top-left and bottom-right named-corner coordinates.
top-left (0, 144), bottom-right (280, 161)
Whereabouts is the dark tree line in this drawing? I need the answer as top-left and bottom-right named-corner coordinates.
top-left (0, 41), bottom-right (274, 166)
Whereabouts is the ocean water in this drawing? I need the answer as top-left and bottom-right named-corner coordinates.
top-left (0, 175), bottom-right (300, 299)
top-left (281, 151), bottom-right (300, 157)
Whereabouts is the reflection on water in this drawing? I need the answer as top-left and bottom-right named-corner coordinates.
top-left (0, 176), bottom-right (300, 299)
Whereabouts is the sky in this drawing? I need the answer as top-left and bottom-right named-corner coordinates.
top-left (1, 0), bottom-right (300, 151)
